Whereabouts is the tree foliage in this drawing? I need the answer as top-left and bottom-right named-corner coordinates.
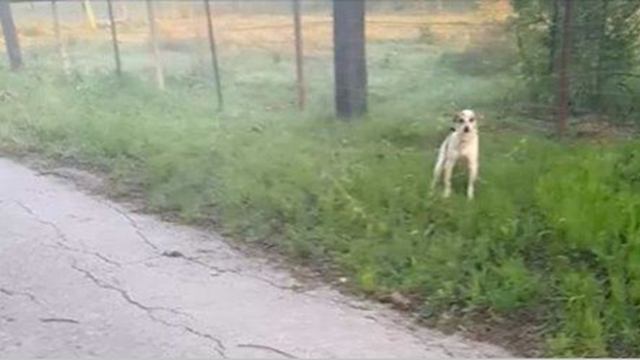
top-left (511, 0), bottom-right (640, 120)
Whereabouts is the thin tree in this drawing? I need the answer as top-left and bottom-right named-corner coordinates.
top-left (82, 0), bottom-right (97, 30)
top-left (145, 0), bottom-right (165, 90)
top-left (106, 0), bottom-right (121, 75)
top-left (51, 0), bottom-right (70, 74)
top-left (554, 0), bottom-right (574, 138)
top-left (0, 0), bottom-right (23, 70)
top-left (333, 0), bottom-right (367, 119)
top-left (203, 0), bottom-right (224, 110)
top-left (292, 0), bottom-right (305, 111)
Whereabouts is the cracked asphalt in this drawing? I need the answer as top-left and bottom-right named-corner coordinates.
top-left (0, 157), bottom-right (511, 358)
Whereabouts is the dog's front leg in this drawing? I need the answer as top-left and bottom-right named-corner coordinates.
top-left (467, 157), bottom-right (478, 200)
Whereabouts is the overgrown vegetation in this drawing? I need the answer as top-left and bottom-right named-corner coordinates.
top-left (2, 3), bottom-right (640, 357)
top-left (511, 0), bottom-right (640, 119)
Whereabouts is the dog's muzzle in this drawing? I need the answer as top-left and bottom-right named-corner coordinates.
top-left (463, 126), bottom-right (470, 133)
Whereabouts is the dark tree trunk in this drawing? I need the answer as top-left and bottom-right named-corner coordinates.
top-left (0, 0), bottom-right (23, 70)
top-left (548, 0), bottom-right (560, 74)
top-left (106, 0), bottom-right (122, 75)
top-left (593, 0), bottom-right (609, 109)
top-left (554, 0), bottom-right (575, 137)
top-left (333, 0), bottom-right (367, 119)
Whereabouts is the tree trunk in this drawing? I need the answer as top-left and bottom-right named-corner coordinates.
top-left (81, 0), bottom-right (97, 30)
top-left (554, 0), bottom-right (575, 137)
top-left (333, 0), bottom-right (367, 119)
top-left (548, 0), bottom-right (559, 74)
top-left (593, 0), bottom-right (609, 109)
top-left (106, 0), bottom-right (122, 75)
top-left (0, 0), bottom-right (23, 70)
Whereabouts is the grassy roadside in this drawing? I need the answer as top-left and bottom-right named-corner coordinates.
top-left (2, 38), bottom-right (640, 357)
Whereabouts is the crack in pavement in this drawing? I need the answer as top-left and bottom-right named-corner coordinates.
top-left (10, 198), bottom-right (228, 357)
top-left (0, 287), bottom-right (87, 327)
top-left (69, 261), bottom-right (192, 320)
top-left (177, 253), bottom-right (315, 295)
top-left (100, 200), bottom-right (312, 294)
top-left (184, 326), bottom-right (227, 357)
top-left (39, 317), bottom-right (80, 325)
top-left (13, 200), bottom-right (121, 268)
top-left (166, 250), bottom-right (310, 293)
top-left (103, 202), bottom-right (159, 251)
top-left (237, 343), bottom-right (297, 358)
top-left (14, 198), bottom-right (302, 327)
top-left (100, 198), bottom-right (318, 298)
top-left (70, 260), bottom-right (228, 357)
top-left (162, 251), bottom-right (232, 277)
top-left (157, 320), bottom-right (227, 358)
top-left (0, 287), bottom-right (39, 304)
top-left (43, 242), bottom-right (122, 268)
top-left (119, 255), bottom-right (165, 266)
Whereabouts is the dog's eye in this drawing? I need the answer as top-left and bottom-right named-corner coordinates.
top-left (457, 119), bottom-right (464, 123)
top-left (469, 118), bottom-right (475, 123)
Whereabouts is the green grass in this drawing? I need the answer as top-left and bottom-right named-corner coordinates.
top-left (2, 38), bottom-right (640, 357)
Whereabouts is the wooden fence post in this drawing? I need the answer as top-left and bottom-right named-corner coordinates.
top-left (292, 0), bottom-right (305, 111)
top-left (203, 0), bottom-right (224, 110)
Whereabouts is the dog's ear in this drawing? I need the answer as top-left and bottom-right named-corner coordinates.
top-left (452, 112), bottom-right (461, 123)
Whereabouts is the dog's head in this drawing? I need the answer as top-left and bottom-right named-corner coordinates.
top-left (452, 109), bottom-right (480, 134)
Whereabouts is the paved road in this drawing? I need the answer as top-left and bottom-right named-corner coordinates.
top-left (0, 158), bottom-right (510, 358)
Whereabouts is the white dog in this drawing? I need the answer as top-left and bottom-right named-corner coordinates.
top-left (430, 109), bottom-right (480, 200)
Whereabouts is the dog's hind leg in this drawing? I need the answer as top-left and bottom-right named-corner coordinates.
top-left (443, 159), bottom-right (455, 198)
top-left (431, 156), bottom-right (444, 193)
top-left (431, 144), bottom-right (446, 194)
top-left (467, 158), bottom-right (478, 200)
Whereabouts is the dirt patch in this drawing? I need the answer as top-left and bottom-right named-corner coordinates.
top-left (425, 308), bottom-right (547, 358)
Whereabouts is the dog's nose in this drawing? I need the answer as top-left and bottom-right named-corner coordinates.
top-left (464, 126), bottom-right (470, 133)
